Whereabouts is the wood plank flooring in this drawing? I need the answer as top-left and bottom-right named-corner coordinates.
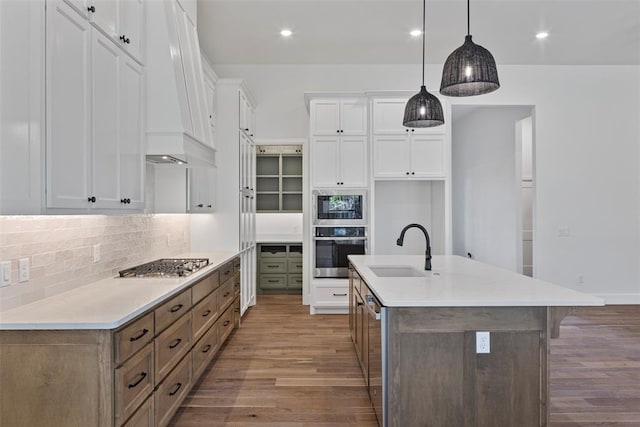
top-left (170, 296), bottom-right (640, 426)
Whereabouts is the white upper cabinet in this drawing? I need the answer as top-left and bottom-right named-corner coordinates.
top-left (91, 0), bottom-right (118, 38)
top-left (311, 135), bottom-right (367, 188)
top-left (47, 0), bottom-right (145, 211)
top-left (188, 167), bottom-right (215, 212)
top-left (311, 98), bottom-right (367, 136)
top-left (63, 0), bottom-right (90, 18)
top-left (46, 0), bottom-right (91, 209)
top-left (239, 90), bottom-right (255, 137)
top-left (372, 98), bottom-right (445, 134)
top-left (119, 0), bottom-right (144, 63)
top-left (371, 96), bottom-right (448, 180)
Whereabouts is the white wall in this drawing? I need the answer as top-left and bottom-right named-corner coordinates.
top-left (213, 63), bottom-right (640, 303)
top-left (256, 213), bottom-right (303, 237)
top-left (451, 106), bottom-right (533, 272)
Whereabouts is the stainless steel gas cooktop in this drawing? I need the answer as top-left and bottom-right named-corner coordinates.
top-left (118, 258), bottom-right (209, 278)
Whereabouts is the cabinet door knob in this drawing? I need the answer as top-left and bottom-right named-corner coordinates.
top-left (336, 130), bottom-right (340, 133)
top-left (126, 198), bottom-right (131, 204)
top-left (406, 129), bottom-right (409, 132)
top-left (244, 128), bottom-right (249, 132)
top-left (207, 204), bottom-right (212, 208)
top-left (87, 196), bottom-right (96, 203)
top-left (411, 129), bottom-right (415, 132)
top-left (411, 172), bottom-right (415, 175)
top-left (121, 199), bottom-right (126, 204)
top-left (87, 5), bottom-right (95, 13)
top-left (197, 204), bottom-right (204, 208)
top-left (406, 172), bottom-right (410, 175)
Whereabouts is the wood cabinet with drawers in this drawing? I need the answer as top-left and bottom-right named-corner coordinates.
top-left (257, 243), bottom-right (303, 293)
top-left (0, 256), bottom-right (242, 427)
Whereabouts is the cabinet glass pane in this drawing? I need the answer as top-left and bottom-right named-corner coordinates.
top-left (282, 193), bottom-right (302, 211)
top-left (256, 156), bottom-right (279, 175)
top-left (257, 177), bottom-right (279, 192)
top-left (256, 194), bottom-right (279, 211)
top-left (282, 177), bottom-right (302, 192)
top-left (282, 156), bottom-right (302, 176)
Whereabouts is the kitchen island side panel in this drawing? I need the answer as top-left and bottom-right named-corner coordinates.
top-left (386, 306), bottom-right (548, 427)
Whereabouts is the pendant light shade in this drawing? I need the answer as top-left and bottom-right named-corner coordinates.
top-left (403, 86), bottom-right (444, 128)
top-left (403, 0), bottom-right (444, 128)
top-left (440, 0), bottom-right (500, 97)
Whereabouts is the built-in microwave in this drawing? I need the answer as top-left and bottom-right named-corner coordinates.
top-left (312, 190), bottom-right (367, 225)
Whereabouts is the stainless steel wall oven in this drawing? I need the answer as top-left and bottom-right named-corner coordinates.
top-left (313, 226), bottom-right (367, 278)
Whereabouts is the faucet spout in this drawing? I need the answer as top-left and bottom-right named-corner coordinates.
top-left (396, 223), bottom-right (432, 271)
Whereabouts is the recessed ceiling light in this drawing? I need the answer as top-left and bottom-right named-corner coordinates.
top-left (410, 29), bottom-right (422, 37)
top-left (536, 31), bottom-right (549, 40)
top-left (280, 29), bottom-right (292, 37)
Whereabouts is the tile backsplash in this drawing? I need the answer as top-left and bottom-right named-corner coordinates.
top-left (0, 214), bottom-right (190, 312)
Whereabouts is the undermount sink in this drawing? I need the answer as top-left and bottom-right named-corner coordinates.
top-left (369, 265), bottom-right (424, 277)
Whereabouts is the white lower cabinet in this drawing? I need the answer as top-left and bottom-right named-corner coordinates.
top-left (47, 0), bottom-right (144, 211)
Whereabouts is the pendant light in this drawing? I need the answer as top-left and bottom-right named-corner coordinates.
top-left (403, 0), bottom-right (444, 128)
top-left (440, 0), bottom-right (500, 97)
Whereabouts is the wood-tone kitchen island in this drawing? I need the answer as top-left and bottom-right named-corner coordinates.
top-left (348, 255), bottom-right (604, 427)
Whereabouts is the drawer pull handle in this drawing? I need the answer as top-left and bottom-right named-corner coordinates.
top-left (267, 280), bottom-right (279, 283)
top-left (223, 292), bottom-right (230, 297)
top-left (127, 372), bottom-right (147, 389)
top-left (333, 293), bottom-right (347, 297)
top-left (202, 344), bottom-right (212, 353)
top-left (202, 309), bottom-right (212, 317)
top-left (169, 382), bottom-right (182, 396)
top-left (170, 304), bottom-right (184, 313)
top-left (169, 338), bottom-right (182, 349)
top-left (223, 320), bottom-right (230, 326)
top-left (267, 265), bottom-right (279, 268)
top-left (129, 328), bottom-right (149, 342)
top-left (224, 270), bottom-right (231, 275)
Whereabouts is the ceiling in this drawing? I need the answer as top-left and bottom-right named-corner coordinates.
top-left (196, 0), bottom-right (640, 66)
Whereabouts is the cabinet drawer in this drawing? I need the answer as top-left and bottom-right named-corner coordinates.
top-left (155, 354), bottom-right (191, 427)
top-left (115, 343), bottom-right (154, 426)
top-left (315, 286), bottom-right (349, 307)
top-left (192, 289), bottom-right (219, 341)
top-left (288, 259), bottom-right (304, 273)
top-left (122, 395), bottom-right (153, 427)
top-left (191, 270), bottom-right (220, 304)
top-left (287, 274), bottom-right (303, 289)
top-left (233, 272), bottom-right (240, 296)
top-left (218, 278), bottom-right (234, 313)
top-left (219, 261), bottom-right (234, 284)
top-left (233, 257), bottom-right (241, 274)
top-left (219, 304), bottom-right (235, 344)
top-left (155, 314), bottom-right (191, 383)
top-left (155, 289), bottom-right (192, 334)
top-left (260, 259), bottom-right (286, 273)
top-left (289, 245), bottom-right (303, 258)
top-left (114, 312), bottom-right (154, 365)
top-left (259, 274), bottom-right (287, 289)
top-left (233, 296), bottom-right (241, 328)
top-left (192, 322), bottom-right (219, 379)
top-left (260, 245), bottom-right (286, 257)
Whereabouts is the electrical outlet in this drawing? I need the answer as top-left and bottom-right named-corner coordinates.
top-left (19, 258), bottom-right (30, 283)
top-left (476, 331), bottom-right (490, 354)
top-left (93, 244), bottom-right (101, 263)
top-left (0, 261), bottom-right (11, 287)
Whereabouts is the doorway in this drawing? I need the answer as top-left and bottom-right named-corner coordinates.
top-left (451, 105), bottom-right (535, 275)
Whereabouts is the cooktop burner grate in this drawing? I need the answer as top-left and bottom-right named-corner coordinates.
top-left (118, 258), bottom-right (209, 278)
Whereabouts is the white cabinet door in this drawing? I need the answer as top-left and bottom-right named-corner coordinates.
top-left (91, 0), bottom-right (118, 39)
top-left (119, 0), bottom-right (144, 63)
top-left (46, 0), bottom-right (91, 209)
top-left (339, 98), bottom-right (367, 135)
top-left (64, 0), bottom-right (89, 19)
top-left (188, 167), bottom-right (215, 212)
top-left (119, 56), bottom-right (145, 209)
top-left (373, 135), bottom-right (410, 178)
top-left (310, 99), bottom-right (340, 135)
top-left (339, 135), bottom-right (367, 187)
top-left (311, 136), bottom-right (340, 187)
top-left (91, 30), bottom-right (120, 209)
top-left (410, 134), bottom-right (446, 178)
top-left (204, 78), bottom-right (215, 126)
top-left (372, 98), bottom-right (406, 134)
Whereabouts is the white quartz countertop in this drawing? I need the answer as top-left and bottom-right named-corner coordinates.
top-left (348, 255), bottom-right (605, 308)
top-left (0, 251), bottom-right (239, 330)
top-left (255, 234), bottom-right (303, 243)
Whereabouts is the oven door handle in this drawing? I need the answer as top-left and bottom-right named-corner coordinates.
top-left (313, 237), bottom-right (367, 241)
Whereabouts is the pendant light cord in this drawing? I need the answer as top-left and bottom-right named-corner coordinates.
top-left (422, 0), bottom-right (425, 86)
top-left (467, 0), bottom-right (470, 36)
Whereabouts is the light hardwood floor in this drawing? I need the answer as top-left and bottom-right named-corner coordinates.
top-left (170, 296), bottom-right (640, 426)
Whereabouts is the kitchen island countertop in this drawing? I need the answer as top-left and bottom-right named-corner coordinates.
top-left (348, 254), bottom-right (604, 307)
top-left (0, 251), bottom-right (239, 330)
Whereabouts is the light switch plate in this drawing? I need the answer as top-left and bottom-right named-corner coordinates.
top-left (19, 258), bottom-right (29, 282)
top-left (0, 261), bottom-right (11, 287)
